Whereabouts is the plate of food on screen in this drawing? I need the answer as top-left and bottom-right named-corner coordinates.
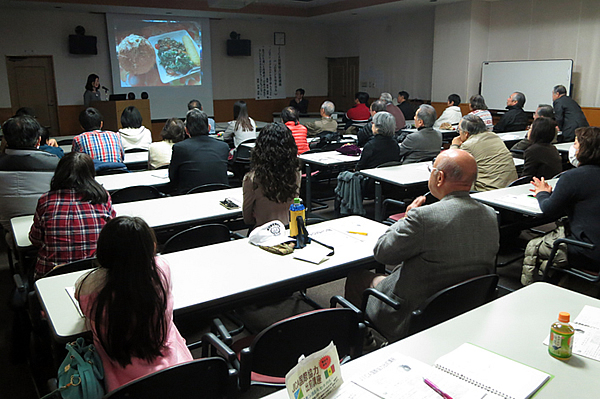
top-left (147, 30), bottom-right (202, 84)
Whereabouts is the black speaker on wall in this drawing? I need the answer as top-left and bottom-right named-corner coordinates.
top-left (69, 25), bottom-right (97, 55)
top-left (227, 39), bottom-right (251, 56)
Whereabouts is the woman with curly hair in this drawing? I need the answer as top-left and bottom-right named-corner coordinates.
top-left (242, 123), bottom-right (301, 227)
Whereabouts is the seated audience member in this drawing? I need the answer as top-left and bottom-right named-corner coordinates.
top-left (468, 95), bottom-right (493, 131)
top-left (73, 108), bottom-right (124, 164)
top-left (552, 85), bottom-right (589, 142)
top-left (282, 106), bottom-right (309, 155)
top-left (493, 92), bottom-right (528, 133)
top-left (380, 92), bottom-right (406, 132)
top-left (29, 152), bottom-right (115, 278)
top-left (169, 108), bottom-right (229, 194)
top-left (0, 116), bottom-right (59, 234)
top-left (345, 149), bottom-right (499, 342)
top-left (148, 118), bottom-right (186, 170)
top-left (522, 127), bottom-right (600, 287)
top-left (511, 104), bottom-right (555, 153)
top-left (118, 106), bottom-right (152, 151)
top-left (344, 92), bottom-right (371, 128)
top-left (522, 117), bottom-right (562, 179)
top-left (76, 216), bottom-right (193, 393)
top-left (187, 99), bottom-right (215, 134)
top-left (433, 94), bottom-right (462, 129)
top-left (399, 104), bottom-right (442, 164)
top-left (38, 126), bottom-right (64, 159)
top-left (357, 100), bottom-right (387, 147)
top-left (223, 101), bottom-right (257, 147)
top-left (451, 114), bottom-right (517, 191)
top-left (289, 88), bottom-right (309, 114)
top-left (305, 101), bottom-right (338, 137)
top-left (356, 111), bottom-right (400, 171)
top-left (397, 91), bottom-right (414, 121)
top-left (243, 123), bottom-right (301, 227)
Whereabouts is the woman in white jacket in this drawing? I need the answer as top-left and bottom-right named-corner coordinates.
top-left (118, 106), bottom-right (152, 150)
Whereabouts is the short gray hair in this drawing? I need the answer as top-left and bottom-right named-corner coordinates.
top-left (512, 91), bottom-right (526, 108)
top-left (460, 114), bottom-right (487, 136)
top-left (380, 92), bottom-right (393, 104)
top-left (416, 104), bottom-right (436, 127)
top-left (553, 85), bottom-right (567, 96)
top-left (372, 111), bottom-right (396, 137)
top-left (321, 101), bottom-right (335, 116)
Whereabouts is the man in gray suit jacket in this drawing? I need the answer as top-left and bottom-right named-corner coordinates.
top-left (399, 104), bottom-right (442, 164)
top-left (345, 149), bottom-right (499, 342)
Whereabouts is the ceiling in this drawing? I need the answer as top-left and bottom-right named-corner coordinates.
top-left (1, 0), bottom-right (484, 22)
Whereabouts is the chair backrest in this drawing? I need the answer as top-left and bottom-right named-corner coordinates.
top-left (407, 274), bottom-right (499, 336)
top-left (103, 357), bottom-right (232, 399)
top-left (111, 185), bottom-right (165, 204)
top-left (44, 257), bottom-right (97, 278)
top-left (508, 175), bottom-right (533, 187)
top-left (242, 308), bottom-right (364, 379)
top-left (124, 148), bottom-right (148, 153)
top-left (186, 183), bottom-right (231, 194)
top-left (161, 224), bottom-right (231, 254)
top-left (235, 138), bottom-right (256, 161)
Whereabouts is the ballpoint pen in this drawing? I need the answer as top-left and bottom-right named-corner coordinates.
top-left (423, 378), bottom-right (453, 399)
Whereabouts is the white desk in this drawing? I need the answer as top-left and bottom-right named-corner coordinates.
top-left (264, 282), bottom-right (600, 399)
top-left (399, 127), bottom-right (457, 142)
top-left (497, 130), bottom-right (528, 142)
top-left (298, 151), bottom-right (361, 212)
top-left (10, 187), bottom-right (244, 250)
top-left (554, 142), bottom-right (572, 154)
top-left (471, 178), bottom-right (558, 216)
top-left (35, 216), bottom-right (388, 342)
top-left (95, 169), bottom-right (170, 192)
top-left (360, 162), bottom-right (431, 221)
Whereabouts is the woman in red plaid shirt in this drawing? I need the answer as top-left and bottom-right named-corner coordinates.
top-left (29, 152), bottom-right (115, 278)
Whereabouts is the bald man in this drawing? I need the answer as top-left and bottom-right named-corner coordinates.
top-left (345, 149), bottom-right (499, 342)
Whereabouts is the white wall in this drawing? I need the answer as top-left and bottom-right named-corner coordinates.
top-left (431, 0), bottom-right (600, 107)
top-left (210, 19), bottom-right (329, 99)
top-left (0, 8), bottom-right (112, 108)
top-left (326, 9), bottom-right (435, 101)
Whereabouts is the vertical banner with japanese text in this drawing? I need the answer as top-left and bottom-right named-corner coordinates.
top-left (255, 45), bottom-right (286, 100)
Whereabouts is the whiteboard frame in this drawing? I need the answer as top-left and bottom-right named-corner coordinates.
top-left (480, 59), bottom-right (573, 113)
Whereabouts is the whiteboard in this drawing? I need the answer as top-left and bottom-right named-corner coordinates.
top-left (480, 60), bottom-right (573, 112)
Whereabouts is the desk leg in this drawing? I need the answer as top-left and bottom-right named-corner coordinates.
top-left (306, 163), bottom-right (312, 212)
top-left (375, 181), bottom-right (382, 221)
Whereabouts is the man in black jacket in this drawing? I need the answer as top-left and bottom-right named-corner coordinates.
top-left (493, 91), bottom-right (529, 133)
top-left (552, 85), bottom-right (589, 142)
top-left (169, 109), bottom-right (229, 194)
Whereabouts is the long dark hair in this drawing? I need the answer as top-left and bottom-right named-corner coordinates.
top-left (85, 216), bottom-right (168, 367)
top-left (51, 152), bottom-right (109, 204)
top-left (233, 101), bottom-right (253, 131)
top-left (85, 74), bottom-right (99, 92)
top-left (250, 123), bottom-right (299, 203)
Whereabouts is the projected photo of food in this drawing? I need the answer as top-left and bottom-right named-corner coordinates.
top-left (115, 22), bottom-right (202, 87)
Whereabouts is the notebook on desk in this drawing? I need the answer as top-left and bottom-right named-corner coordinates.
top-left (433, 343), bottom-right (551, 399)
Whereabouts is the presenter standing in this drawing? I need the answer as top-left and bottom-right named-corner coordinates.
top-left (83, 74), bottom-right (102, 107)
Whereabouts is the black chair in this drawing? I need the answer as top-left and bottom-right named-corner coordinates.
top-left (56, 138), bottom-right (73, 146)
top-left (508, 175), bottom-right (533, 187)
top-left (161, 224), bottom-right (235, 254)
top-left (44, 257), bottom-right (96, 278)
top-left (111, 185), bottom-right (166, 204)
top-left (354, 274), bottom-right (498, 340)
top-left (542, 238), bottom-right (598, 284)
top-left (230, 138), bottom-right (256, 179)
top-left (104, 356), bottom-right (236, 399)
top-left (124, 148), bottom-right (149, 153)
top-left (208, 307), bottom-right (365, 391)
top-left (186, 183), bottom-right (231, 194)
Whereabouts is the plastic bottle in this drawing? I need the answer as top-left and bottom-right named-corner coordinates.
top-left (548, 312), bottom-right (574, 360)
top-left (289, 198), bottom-right (305, 237)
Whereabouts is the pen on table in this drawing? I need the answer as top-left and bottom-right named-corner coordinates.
top-left (423, 378), bottom-right (453, 399)
top-left (348, 231), bottom-right (368, 236)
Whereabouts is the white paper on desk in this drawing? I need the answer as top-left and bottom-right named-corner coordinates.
top-left (308, 228), bottom-right (366, 246)
top-left (352, 352), bottom-right (487, 399)
top-left (498, 194), bottom-right (539, 207)
top-left (293, 242), bottom-right (332, 264)
top-left (65, 286), bottom-right (84, 318)
top-left (573, 305), bottom-right (600, 329)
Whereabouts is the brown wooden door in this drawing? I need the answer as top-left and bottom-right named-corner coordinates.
top-left (328, 57), bottom-right (359, 114)
top-left (6, 56), bottom-right (60, 136)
